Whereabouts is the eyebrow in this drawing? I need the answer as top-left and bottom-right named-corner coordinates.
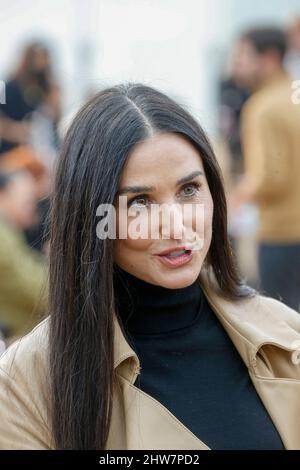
top-left (176, 170), bottom-right (203, 186)
top-left (118, 170), bottom-right (204, 195)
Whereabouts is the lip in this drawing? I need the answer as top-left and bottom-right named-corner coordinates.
top-left (156, 245), bottom-right (190, 256)
top-left (155, 246), bottom-right (194, 268)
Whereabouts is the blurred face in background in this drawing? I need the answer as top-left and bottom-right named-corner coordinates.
top-left (114, 133), bottom-right (214, 289)
top-left (0, 171), bottom-right (38, 230)
top-left (232, 39), bottom-right (261, 88)
top-left (17, 43), bottom-right (52, 105)
top-left (28, 45), bottom-right (50, 74)
top-left (233, 38), bottom-right (283, 89)
top-left (288, 20), bottom-right (300, 52)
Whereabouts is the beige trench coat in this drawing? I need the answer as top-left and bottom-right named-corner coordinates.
top-left (0, 274), bottom-right (300, 450)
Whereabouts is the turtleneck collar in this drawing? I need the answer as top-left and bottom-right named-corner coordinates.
top-left (113, 265), bottom-right (204, 335)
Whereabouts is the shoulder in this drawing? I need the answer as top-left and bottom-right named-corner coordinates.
top-left (0, 219), bottom-right (18, 242)
top-left (248, 293), bottom-right (300, 331)
top-left (0, 316), bottom-right (50, 376)
top-left (243, 78), bottom-right (294, 124)
top-left (0, 220), bottom-right (24, 261)
top-left (257, 295), bottom-right (300, 327)
top-left (232, 292), bottom-right (300, 345)
top-left (242, 92), bottom-right (274, 125)
top-left (203, 273), bottom-right (300, 337)
top-left (0, 316), bottom-right (52, 449)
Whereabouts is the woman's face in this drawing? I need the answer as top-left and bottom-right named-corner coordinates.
top-left (114, 132), bottom-right (214, 288)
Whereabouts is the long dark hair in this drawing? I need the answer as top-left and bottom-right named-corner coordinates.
top-left (49, 82), bottom-right (254, 449)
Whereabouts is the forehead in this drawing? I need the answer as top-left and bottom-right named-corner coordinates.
top-left (120, 133), bottom-right (204, 184)
top-left (237, 38), bottom-right (258, 56)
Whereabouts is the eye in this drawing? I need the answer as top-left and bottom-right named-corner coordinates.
top-left (127, 195), bottom-right (151, 207)
top-left (179, 182), bottom-right (201, 198)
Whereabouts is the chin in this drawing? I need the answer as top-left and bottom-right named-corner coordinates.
top-left (154, 268), bottom-right (200, 290)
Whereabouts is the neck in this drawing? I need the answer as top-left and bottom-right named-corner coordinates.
top-left (255, 68), bottom-right (287, 91)
top-left (113, 266), bottom-right (203, 335)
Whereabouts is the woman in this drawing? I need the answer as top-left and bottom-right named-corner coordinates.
top-left (0, 83), bottom-right (299, 450)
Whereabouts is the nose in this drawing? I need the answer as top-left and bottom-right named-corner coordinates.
top-left (157, 201), bottom-right (205, 251)
top-left (159, 203), bottom-right (186, 240)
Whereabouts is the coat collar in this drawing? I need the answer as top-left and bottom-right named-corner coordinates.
top-left (113, 271), bottom-right (300, 382)
top-left (199, 273), bottom-right (300, 373)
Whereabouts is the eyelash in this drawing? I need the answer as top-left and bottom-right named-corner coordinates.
top-left (127, 182), bottom-right (201, 207)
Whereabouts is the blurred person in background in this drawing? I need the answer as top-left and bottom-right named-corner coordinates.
top-left (30, 82), bottom-right (61, 175)
top-left (0, 169), bottom-right (48, 341)
top-left (218, 42), bottom-right (258, 288)
top-left (229, 27), bottom-right (300, 311)
top-left (0, 144), bottom-right (53, 253)
top-left (219, 45), bottom-right (252, 182)
top-left (0, 41), bottom-right (53, 154)
top-left (0, 41), bottom-right (60, 254)
top-left (285, 16), bottom-right (300, 78)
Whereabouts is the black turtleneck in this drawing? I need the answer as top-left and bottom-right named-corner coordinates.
top-left (113, 266), bottom-right (285, 450)
top-left (114, 266), bottom-right (203, 335)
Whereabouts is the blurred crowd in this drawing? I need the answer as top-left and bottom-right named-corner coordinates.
top-left (219, 18), bottom-right (300, 312)
top-left (0, 17), bottom-right (300, 349)
top-left (0, 41), bottom-right (61, 348)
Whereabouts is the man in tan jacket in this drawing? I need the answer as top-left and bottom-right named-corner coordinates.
top-left (229, 27), bottom-right (300, 311)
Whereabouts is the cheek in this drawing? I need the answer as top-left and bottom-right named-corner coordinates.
top-left (191, 195), bottom-right (213, 240)
top-left (120, 236), bottom-right (151, 251)
top-left (204, 197), bottom-right (214, 234)
top-left (203, 197), bottom-right (214, 251)
top-left (115, 206), bottom-right (153, 255)
top-left (114, 233), bottom-right (152, 266)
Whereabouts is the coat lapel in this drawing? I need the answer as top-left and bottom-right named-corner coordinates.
top-left (110, 274), bottom-right (300, 450)
top-left (109, 313), bottom-right (210, 449)
top-left (200, 274), bottom-right (300, 450)
top-left (117, 375), bottom-right (209, 450)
